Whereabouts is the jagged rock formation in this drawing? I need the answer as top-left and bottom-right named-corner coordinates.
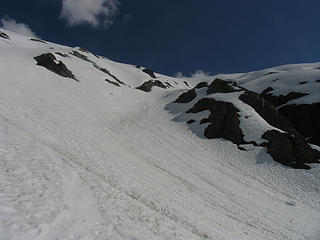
top-left (34, 53), bottom-right (77, 81)
top-left (262, 130), bottom-right (320, 169)
top-left (136, 80), bottom-right (167, 92)
top-left (172, 78), bottom-right (320, 169)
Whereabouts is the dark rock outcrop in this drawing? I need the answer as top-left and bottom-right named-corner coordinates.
top-left (164, 82), bottom-right (173, 88)
top-left (93, 64), bottom-right (124, 85)
top-left (262, 130), bottom-right (320, 169)
top-left (175, 89), bottom-right (197, 103)
top-left (261, 90), bottom-right (308, 107)
top-left (34, 53), bottom-right (77, 81)
top-left (263, 71), bottom-right (279, 76)
top-left (279, 103), bottom-right (320, 146)
top-left (239, 91), bottom-right (298, 135)
top-left (54, 52), bottom-right (69, 58)
top-left (194, 82), bottom-right (208, 89)
top-left (30, 38), bottom-right (47, 44)
top-left (71, 51), bottom-right (91, 62)
top-left (136, 80), bottom-right (167, 92)
top-left (207, 79), bottom-right (242, 94)
top-left (186, 119), bottom-right (196, 124)
top-left (184, 81), bottom-right (189, 87)
top-left (105, 79), bottom-right (120, 87)
top-left (187, 98), bottom-right (244, 144)
top-left (0, 31), bottom-right (10, 39)
top-left (142, 68), bottom-right (156, 79)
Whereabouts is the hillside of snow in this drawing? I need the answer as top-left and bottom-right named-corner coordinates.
top-left (0, 29), bottom-right (320, 240)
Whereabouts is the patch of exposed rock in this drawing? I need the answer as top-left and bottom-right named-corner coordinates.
top-left (239, 91), bottom-right (298, 135)
top-left (262, 130), bottom-right (320, 169)
top-left (142, 68), bottom-right (157, 79)
top-left (207, 79), bottom-right (242, 94)
top-left (105, 79), bottom-right (121, 87)
top-left (30, 38), bottom-right (47, 44)
top-left (34, 53), bottom-right (77, 81)
top-left (261, 88), bottom-right (308, 107)
top-left (0, 31), bottom-right (10, 39)
top-left (175, 89), bottom-right (197, 103)
top-left (279, 103), bottom-right (320, 146)
top-left (187, 98), bottom-right (244, 144)
top-left (136, 80), bottom-right (167, 92)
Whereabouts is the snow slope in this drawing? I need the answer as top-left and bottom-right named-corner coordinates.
top-left (0, 29), bottom-right (320, 240)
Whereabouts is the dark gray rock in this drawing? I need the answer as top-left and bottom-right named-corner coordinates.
top-left (165, 82), bottom-right (173, 88)
top-left (184, 81), bottom-right (189, 87)
top-left (136, 80), bottom-right (167, 92)
top-left (207, 78), bottom-right (242, 94)
top-left (262, 130), bottom-right (320, 169)
top-left (93, 64), bottom-right (124, 85)
top-left (187, 98), bottom-right (244, 144)
top-left (263, 71), bottom-right (279, 76)
top-left (0, 31), bottom-right (10, 39)
top-left (55, 52), bottom-right (69, 58)
top-left (71, 51), bottom-right (91, 62)
top-left (105, 79), bottom-right (120, 87)
top-left (279, 103), bottom-right (320, 146)
top-left (194, 82), bottom-right (208, 89)
top-left (30, 38), bottom-right (47, 44)
top-left (142, 68), bottom-right (156, 79)
top-left (239, 91), bottom-right (298, 135)
top-left (261, 91), bottom-right (308, 107)
top-left (175, 89), bottom-right (197, 103)
top-left (34, 53), bottom-right (77, 81)
top-left (186, 119), bottom-right (196, 124)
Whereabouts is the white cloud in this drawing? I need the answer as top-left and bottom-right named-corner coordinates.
top-left (191, 70), bottom-right (211, 78)
top-left (60, 0), bottom-right (120, 28)
top-left (174, 70), bottom-right (211, 79)
top-left (0, 16), bottom-right (37, 37)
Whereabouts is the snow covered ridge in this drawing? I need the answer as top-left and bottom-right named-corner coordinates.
top-left (190, 65), bottom-right (320, 146)
top-left (168, 79), bottom-right (320, 169)
top-left (1, 29), bottom-right (320, 240)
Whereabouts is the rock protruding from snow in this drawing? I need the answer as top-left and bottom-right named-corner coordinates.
top-left (194, 82), bottom-right (208, 89)
top-left (136, 80), bottom-right (167, 92)
top-left (34, 53), bottom-right (77, 81)
top-left (142, 68), bottom-right (157, 78)
top-left (207, 78), bottom-right (242, 94)
top-left (262, 130), bottom-right (320, 169)
top-left (171, 78), bottom-right (320, 169)
top-left (187, 98), bottom-right (244, 144)
top-left (279, 103), bottom-right (320, 146)
top-left (30, 38), bottom-right (47, 44)
top-left (239, 91), bottom-right (298, 135)
top-left (261, 90), bottom-right (308, 107)
top-left (175, 89), bottom-right (197, 103)
top-left (0, 31), bottom-right (10, 40)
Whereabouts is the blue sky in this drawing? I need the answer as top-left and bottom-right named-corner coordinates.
top-left (1, 0), bottom-right (320, 76)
